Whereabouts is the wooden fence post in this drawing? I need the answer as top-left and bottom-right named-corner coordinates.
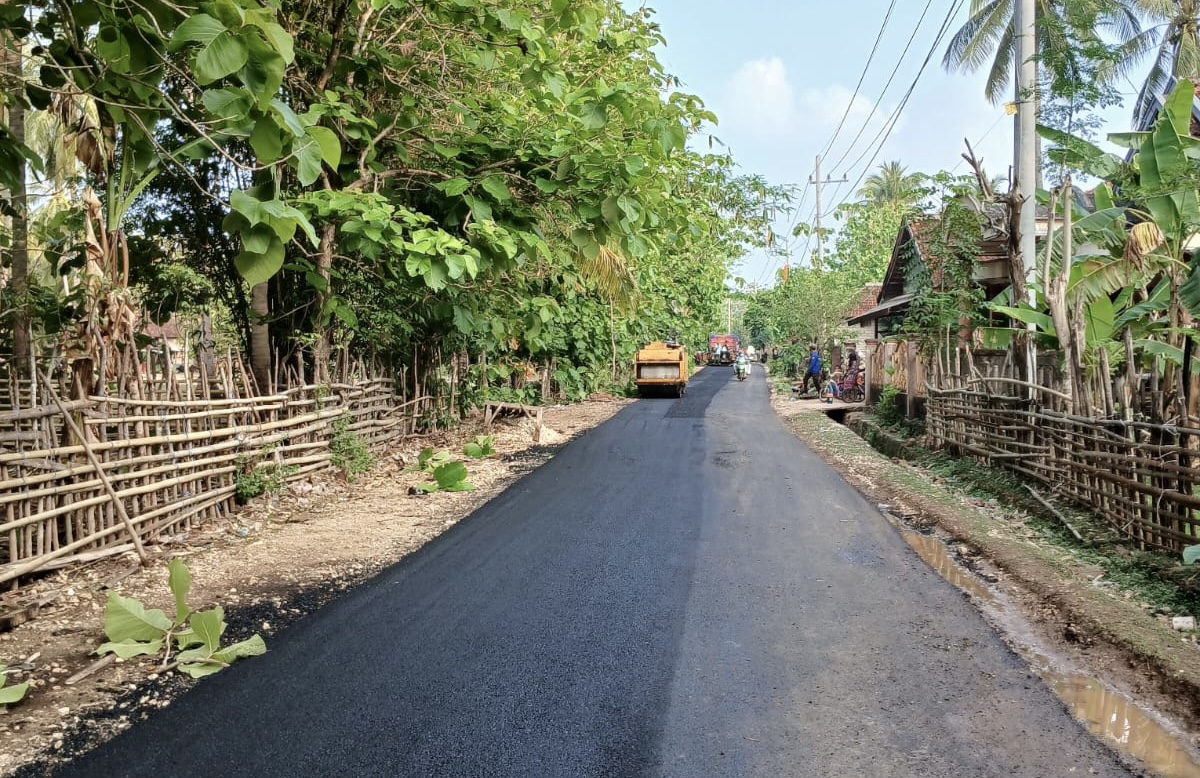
top-left (38, 368), bottom-right (150, 566)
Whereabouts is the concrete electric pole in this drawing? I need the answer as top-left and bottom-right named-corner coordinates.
top-left (809, 155), bottom-right (849, 271)
top-left (1015, 0), bottom-right (1038, 394)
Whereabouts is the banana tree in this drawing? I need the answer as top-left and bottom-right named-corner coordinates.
top-left (998, 79), bottom-right (1200, 417)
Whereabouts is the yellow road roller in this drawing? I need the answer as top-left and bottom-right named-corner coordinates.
top-left (634, 340), bottom-right (689, 397)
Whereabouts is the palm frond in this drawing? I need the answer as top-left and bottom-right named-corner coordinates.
top-left (1132, 39), bottom-right (1179, 127)
top-left (943, 0), bottom-right (1010, 73)
top-left (985, 22), bottom-right (1017, 104)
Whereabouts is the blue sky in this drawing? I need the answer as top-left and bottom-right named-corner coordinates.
top-left (634, 0), bottom-right (1138, 286)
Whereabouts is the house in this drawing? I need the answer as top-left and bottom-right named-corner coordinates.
top-left (843, 283), bottom-right (882, 347)
top-left (141, 317), bottom-right (184, 371)
top-left (847, 205), bottom-right (1012, 340)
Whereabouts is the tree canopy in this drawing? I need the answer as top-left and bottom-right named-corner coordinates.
top-left (0, 0), bottom-right (789, 399)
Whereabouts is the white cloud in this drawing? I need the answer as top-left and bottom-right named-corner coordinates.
top-left (718, 58), bottom-right (900, 170)
top-left (721, 57), bottom-right (799, 135)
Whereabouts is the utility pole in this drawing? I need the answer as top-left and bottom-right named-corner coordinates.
top-left (1014, 0), bottom-right (1038, 395)
top-left (809, 154), bottom-right (849, 271)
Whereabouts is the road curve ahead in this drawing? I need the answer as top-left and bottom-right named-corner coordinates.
top-left (54, 365), bottom-right (1138, 778)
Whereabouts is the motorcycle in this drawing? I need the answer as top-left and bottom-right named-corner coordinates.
top-left (735, 361), bottom-right (748, 381)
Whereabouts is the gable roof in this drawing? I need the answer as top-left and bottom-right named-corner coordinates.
top-left (846, 283), bottom-right (883, 319)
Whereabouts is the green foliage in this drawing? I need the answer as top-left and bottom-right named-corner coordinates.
top-left (0, 667), bottom-right (30, 707)
top-left (234, 454), bottom-right (294, 503)
top-left (901, 188), bottom-right (986, 357)
top-left (463, 435), bottom-right (496, 459)
top-left (827, 199), bottom-right (910, 288)
top-left (415, 460), bottom-right (475, 494)
top-left (874, 383), bottom-right (905, 428)
top-left (2, 0), bottom-right (792, 407)
top-left (415, 447), bottom-right (453, 473)
top-left (97, 560), bottom-right (266, 678)
top-left (330, 417), bottom-right (375, 481)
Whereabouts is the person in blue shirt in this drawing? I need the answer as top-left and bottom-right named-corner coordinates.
top-left (801, 345), bottom-right (822, 395)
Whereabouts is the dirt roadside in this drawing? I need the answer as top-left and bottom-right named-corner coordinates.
top-left (3, 388), bottom-right (1199, 777)
top-left (0, 398), bottom-right (630, 777)
top-left (772, 393), bottom-right (1200, 762)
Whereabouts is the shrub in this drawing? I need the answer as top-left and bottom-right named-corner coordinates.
top-left (330, 417), bottom-right (375, 481)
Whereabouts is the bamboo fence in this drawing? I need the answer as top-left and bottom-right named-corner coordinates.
top-left (886, 340), bottom-right (1200, 554)
top-left (0, 353), bottom-right (434, 600)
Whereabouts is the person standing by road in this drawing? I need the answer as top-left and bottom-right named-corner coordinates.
top-left (802, 345), bottom-right (822, 395)
top-left (845, 347), bottom-right (860, 384)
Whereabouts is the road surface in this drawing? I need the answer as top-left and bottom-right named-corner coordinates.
top-left (54, 365), bottom-right (1139, 777)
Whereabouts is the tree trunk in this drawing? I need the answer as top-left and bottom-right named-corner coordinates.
top-left (2, 30), bottom-right (30, 372)
top-left (249, 282), bottom-right (272, 394)
top-left (197, 312), bottom-right (218, 377)
top-left (312, 223), bottom-right (335, 384)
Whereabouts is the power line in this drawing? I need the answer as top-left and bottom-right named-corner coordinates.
top-left (950, 113), bottom-right (1006, 173)
top-left (826, 0), bottom-right (937, 174)
top-left (826, 0), bottom-right (967, 209)
top-left (819, 0), bottom-right (899, 160)
top-left (758, 179), bottom-right (813, 287)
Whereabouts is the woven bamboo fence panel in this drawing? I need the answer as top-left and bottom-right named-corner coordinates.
top-left (0, 373), bottom-right (430, 594)
top-left (926, 386), bottom-right (1200, 553)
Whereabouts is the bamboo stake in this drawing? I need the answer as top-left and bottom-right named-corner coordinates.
top-left (36, 368), bottom-right (149, 566)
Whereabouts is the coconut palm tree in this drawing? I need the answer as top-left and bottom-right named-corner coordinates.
top-left (1105, 0), bottom-right (1200, 128)
top-left (942, 0), bottom-right (1143, 104)
top-left (856, 161), bottom-right (924, 206)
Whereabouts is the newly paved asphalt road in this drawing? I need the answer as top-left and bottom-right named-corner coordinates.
top-left (55, 365), bottom-right (1139, 777)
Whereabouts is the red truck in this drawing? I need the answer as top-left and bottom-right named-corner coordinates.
top-left (707, 334), bottom-right (740, 365)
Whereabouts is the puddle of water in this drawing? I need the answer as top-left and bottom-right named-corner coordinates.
top-left (1042, 670), bottom-right (1200, 778)
top-left (888, 514), bottom-right (1200, 778)
top-left (899, 531), bottom-right (996, 605)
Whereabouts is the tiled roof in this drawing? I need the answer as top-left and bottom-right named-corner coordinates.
top-left (846, 283), bottom-right (883, 319)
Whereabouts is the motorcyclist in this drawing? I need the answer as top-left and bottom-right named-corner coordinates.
top-left (735, 351), bottom-right (749, 380)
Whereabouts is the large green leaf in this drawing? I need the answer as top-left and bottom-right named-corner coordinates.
top-left (0, 672), bottom-right (29, 706)
top-left (96, 638), bottom-right (163, 658)
top-left (240, 34), bottom-right (285, 107)
top-left (234, 235), bottom-right (285, 286)
top-left (189, 608), bottom-right (226, 652)
top-left (1037, 124), bottom-right (1120, 179)
top-left (306, 126), bottom-right (341, 168)
top-left (1083, 295), bottom-right (1115, 347)
top-left (178, 661), bottom-right (224, 679)
top-left (249, 116), bottom-right (284, 162)
top-left (1133, 339), bottom-right (1184, 365)
top-left (195, 31), bottom-right (249, 84)
top-left (1181, 263), bottom-right (1200, 318)
top-left (432, 461), bottom-right (468, 489)
top-left (168, 13), bottom-right (225, 51)
top-left (212, 634), bottom-right (268, 664)
top-left (988, 305), bottom-right (1056, 335)
top-left (168, 558), bottom-right (192, 627)
top-left (201, 87), bottom-right (251, 119)
top-left (480, 175), bottom-right (510, 203)
top-left (103, 592), bottom-right (171, 643)
top-left (293, 137), bottom-right (323, 186)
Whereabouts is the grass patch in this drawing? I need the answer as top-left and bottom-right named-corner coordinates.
top-left (863, 415), bottom-right (1200, 618)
